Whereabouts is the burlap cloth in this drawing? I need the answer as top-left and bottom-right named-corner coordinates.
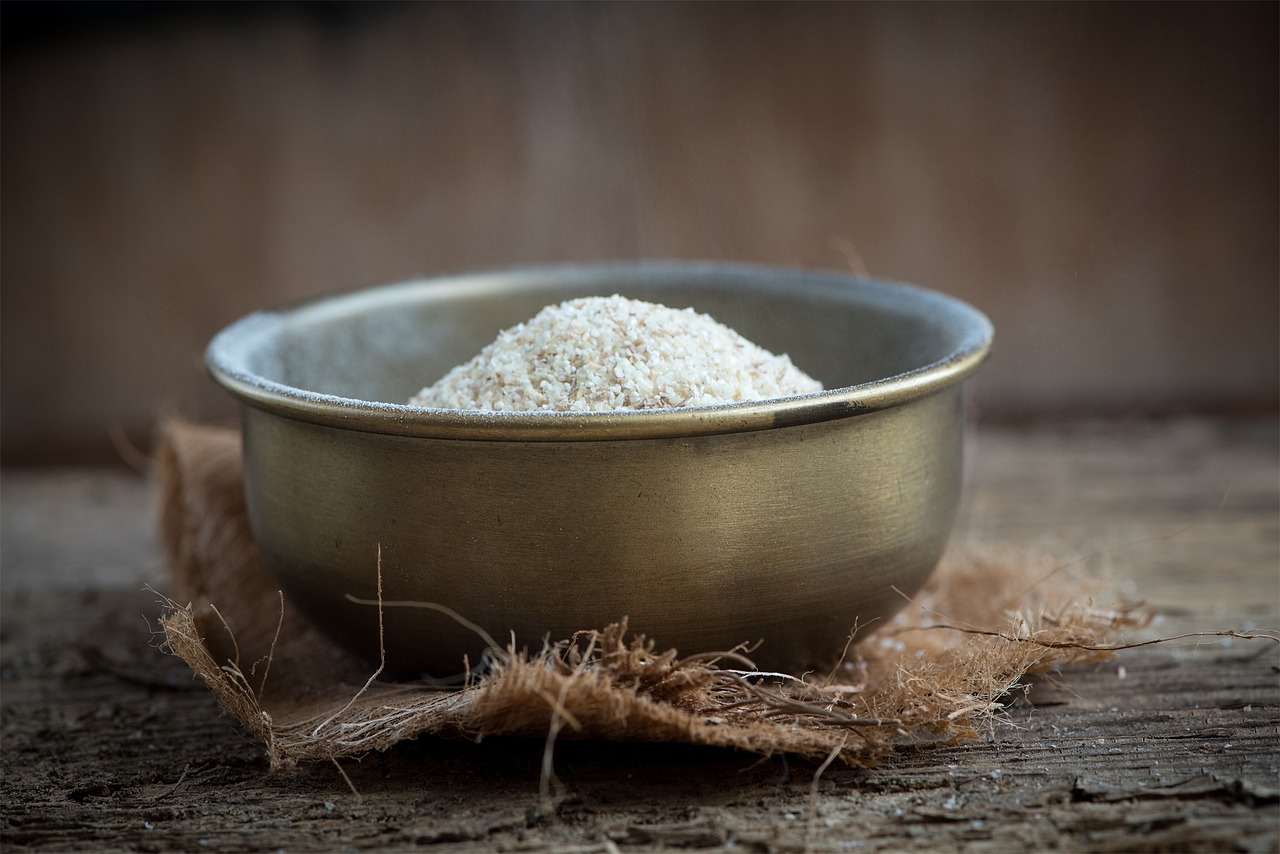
top-left (155, 420), bottom-right (1137, 770)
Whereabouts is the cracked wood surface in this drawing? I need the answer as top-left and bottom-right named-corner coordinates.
top-left (2, 418), bottom-right (1277, 852)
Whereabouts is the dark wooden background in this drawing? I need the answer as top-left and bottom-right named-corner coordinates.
top-left (3, 2), bottom-right (1277, 463)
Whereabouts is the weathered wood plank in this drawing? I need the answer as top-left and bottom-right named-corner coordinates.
top-left (2, 419), bottom-right (1277, 852)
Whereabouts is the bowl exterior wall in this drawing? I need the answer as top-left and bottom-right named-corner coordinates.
top-left (241, 386), bottom-right (965, 676)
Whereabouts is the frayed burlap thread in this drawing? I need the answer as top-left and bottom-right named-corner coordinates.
top-left (155, 420), bottom-right (1139, 770)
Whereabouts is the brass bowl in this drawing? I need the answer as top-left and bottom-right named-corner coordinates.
top-left (206, 262), bottom-right (992, 677)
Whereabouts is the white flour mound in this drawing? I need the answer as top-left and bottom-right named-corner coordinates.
top-left (409, 295), bottom-right (822, 412)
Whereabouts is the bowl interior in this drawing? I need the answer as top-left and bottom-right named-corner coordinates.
top-left (208, 262), bottom-right (992, 436)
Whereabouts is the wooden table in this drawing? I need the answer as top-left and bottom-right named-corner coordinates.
top-left (3, 418), bottom-right (1277, 852)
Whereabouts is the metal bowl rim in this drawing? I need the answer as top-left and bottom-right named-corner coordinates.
top-left (206, 260), bottom-right (993, 441)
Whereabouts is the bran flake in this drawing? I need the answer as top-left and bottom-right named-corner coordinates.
top-left (409, 295), bottom-right (822, 412)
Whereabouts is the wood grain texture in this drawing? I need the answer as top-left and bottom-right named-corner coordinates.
top-left (2, 419), bottom-right (1277, 851)
top-left (3, 4), bottom-right (1277, 461)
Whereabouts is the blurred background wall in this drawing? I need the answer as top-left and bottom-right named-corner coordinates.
top-left (3, 1), bottom-right (1276, 464)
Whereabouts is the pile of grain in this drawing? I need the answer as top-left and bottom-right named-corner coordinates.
top-left (409, 295), bottom-right (822, 412)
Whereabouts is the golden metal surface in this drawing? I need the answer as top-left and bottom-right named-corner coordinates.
top-left (208, 262), bottom-right (992, 676)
